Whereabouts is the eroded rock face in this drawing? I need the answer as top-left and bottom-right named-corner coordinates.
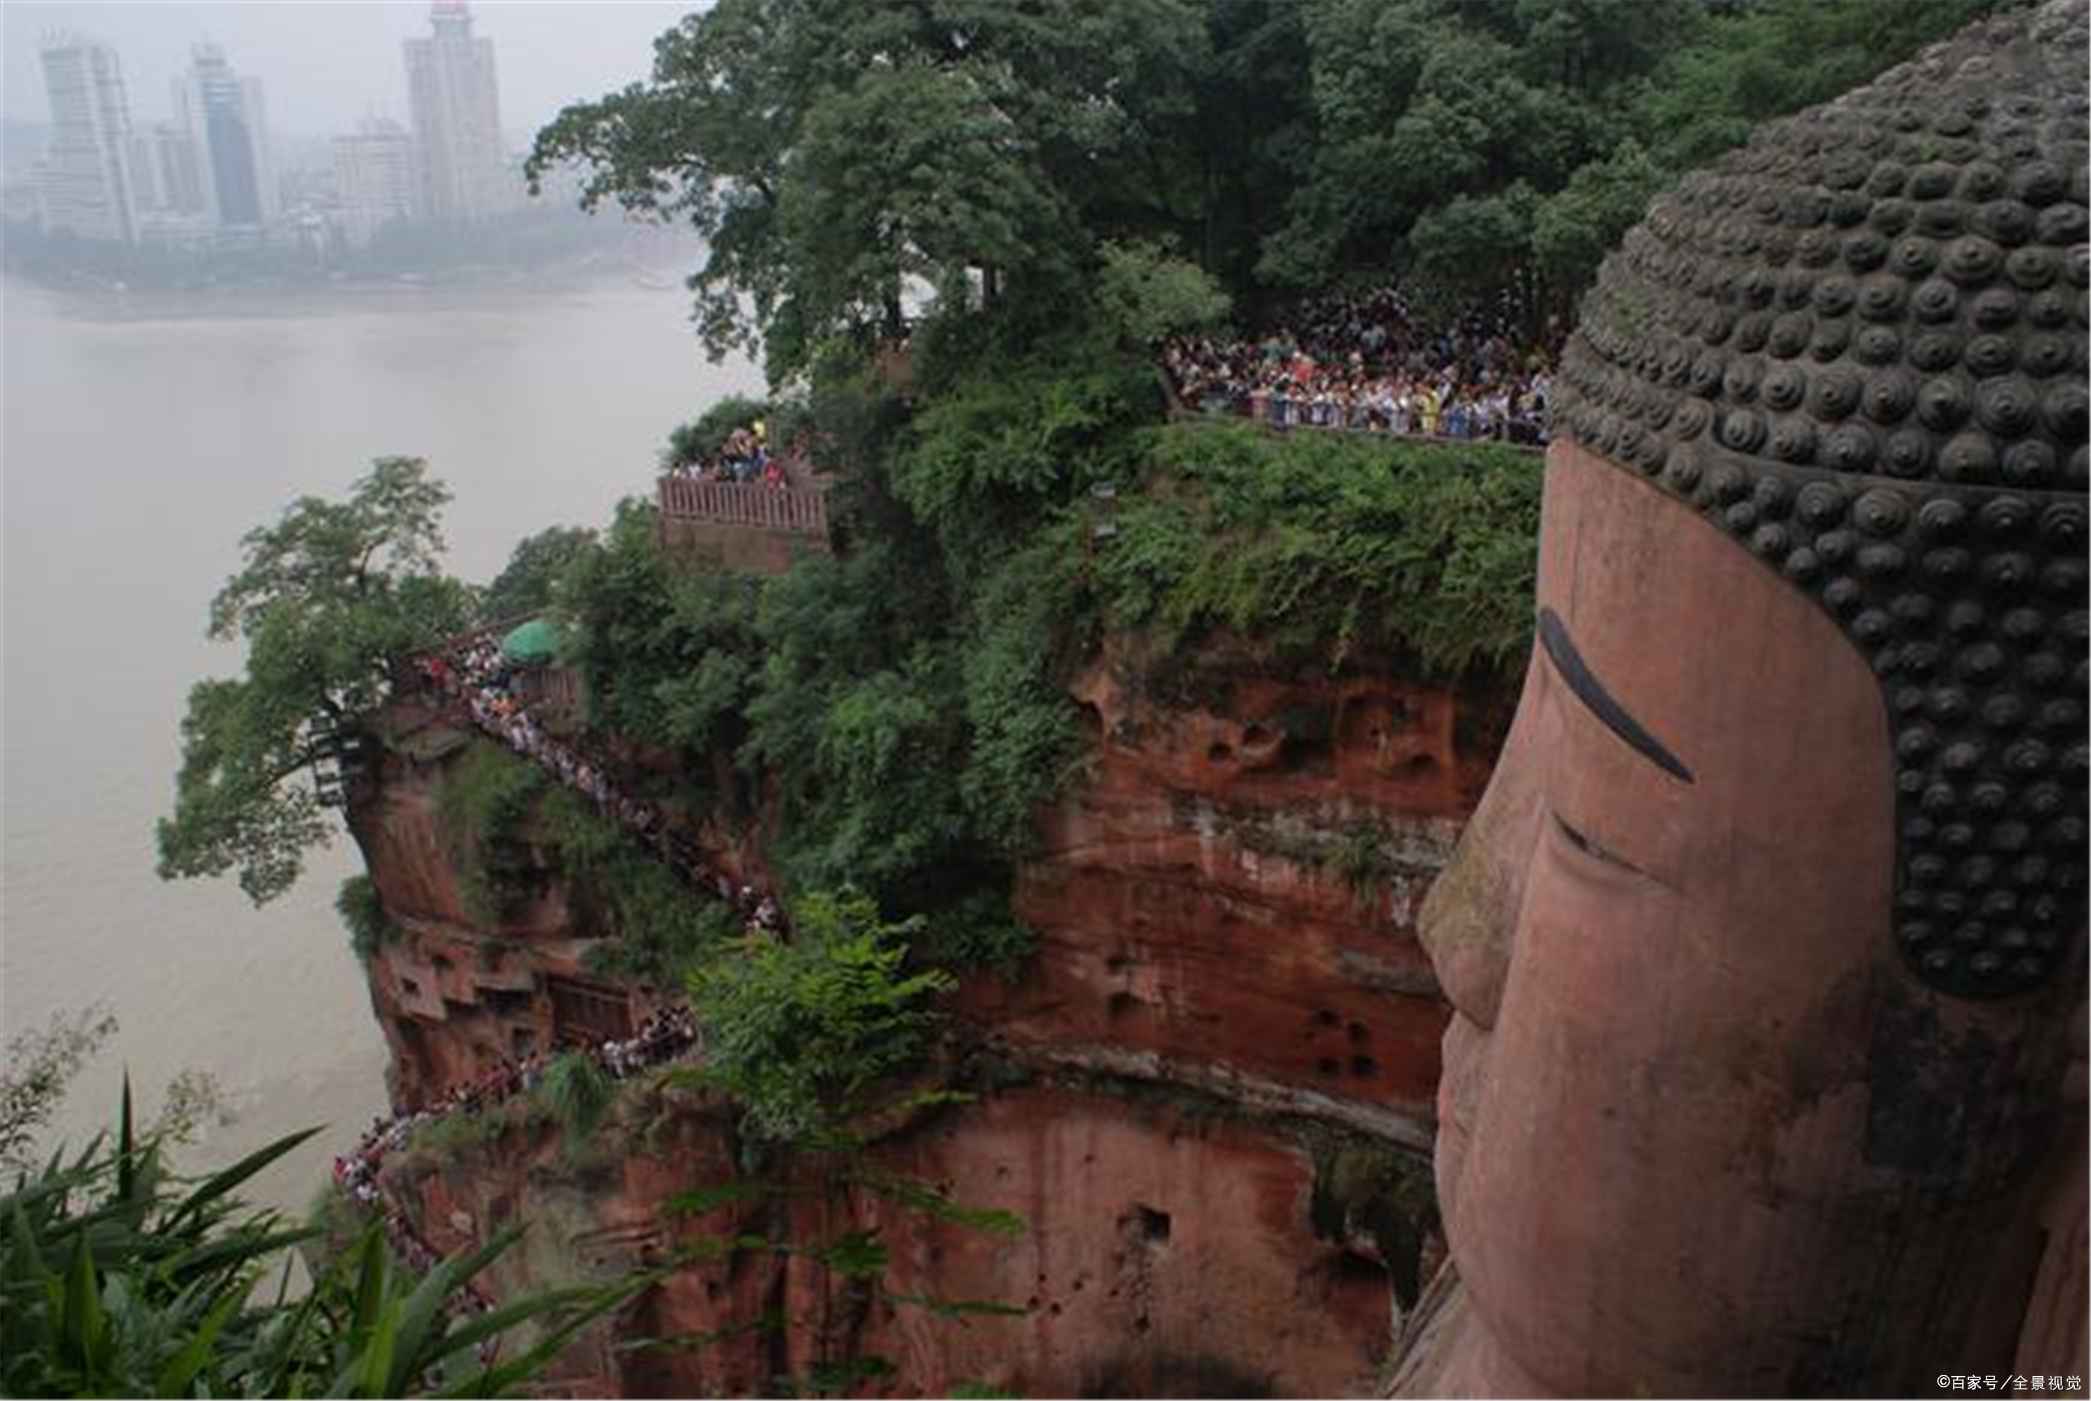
top-left (349, 652), bottom-right (1513, 1396)
top-left (966, 643), bottom-right (1511, 1142)
top-left (384, 1077), bottom-right (1433, 1399)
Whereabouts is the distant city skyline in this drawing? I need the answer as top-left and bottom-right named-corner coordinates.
top-left (404, 0), bottom-right (511, 223)
top-left (16, 1), bottom-right (680, 250)
top-left (2, 3), bottom-right (688, 141)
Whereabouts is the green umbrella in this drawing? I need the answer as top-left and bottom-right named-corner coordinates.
top-left (499, 617), bottom-right (562, 665)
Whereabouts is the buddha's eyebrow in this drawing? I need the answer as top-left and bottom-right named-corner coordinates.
top-left (1537, 607), bottom-right (1695, 784)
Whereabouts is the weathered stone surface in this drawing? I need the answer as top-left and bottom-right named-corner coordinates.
top-left (1552, 0), bottom-right (2090, 996)
top-left (962, 643), bottom-right (1508, 1130)
top-left (385, 1076), bottom-right (1421, 1399)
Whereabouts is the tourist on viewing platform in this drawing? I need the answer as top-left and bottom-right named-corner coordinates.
top-left (1162, 282), bottom-right (1558, 446)
top-left (662, 415), bottom-right (784, 484)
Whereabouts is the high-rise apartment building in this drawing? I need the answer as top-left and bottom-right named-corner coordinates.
top-left (37, 34), bottom-right (138, 243)
top-left (133, 120), bottom-right (203, 214)
top-left (178, 43), bottom-right (276, 232)
top-left (332, 118), bottom-right (416, 247)
top-left (403, 0), bottom-right (512, 224)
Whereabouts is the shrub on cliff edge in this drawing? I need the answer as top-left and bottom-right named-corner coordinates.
top-left (686, 888), bottom-right (954, 1146)
top-left (336, 874), bottom-right (396, 964)
top-left (1092, 420), bottom-right (1543, 672)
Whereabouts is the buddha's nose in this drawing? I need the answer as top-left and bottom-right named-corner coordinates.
top-left (1419, 744), bottom-right (1540, 1031)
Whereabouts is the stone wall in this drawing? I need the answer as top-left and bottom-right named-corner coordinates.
top-left (656, 513), bottom-right (830, 576)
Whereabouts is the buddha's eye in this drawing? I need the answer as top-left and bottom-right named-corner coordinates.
top-left (1552, 808), bottom-right (1658, 882)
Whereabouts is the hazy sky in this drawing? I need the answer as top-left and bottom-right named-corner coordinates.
top-left (3, 2), bottom-right (693, 140)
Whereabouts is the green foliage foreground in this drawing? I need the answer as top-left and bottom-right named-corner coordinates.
top-left (0, 1092), bottom-right (634, 1398)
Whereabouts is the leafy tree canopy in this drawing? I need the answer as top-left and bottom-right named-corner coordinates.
top-left (536, 0), bottom-right (2006, 355)
top-left (479, 524), bottom-right (596, 625)
top-left (158, 458), bottom-right (473, 904)
top-left (1094, 239), bottom-right (1233, 348)
top-left (530, 0), bottom-right (1213, 378)
top-left (687, 888), bottom-right (954, 1146)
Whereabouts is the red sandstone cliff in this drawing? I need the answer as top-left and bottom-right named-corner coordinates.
top-left (968, 643), bottom-right (1507, 1148)
top-left (347, 644), bottom-right (1512, 1397)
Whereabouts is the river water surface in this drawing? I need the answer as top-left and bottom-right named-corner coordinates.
top-left (3, 272), bottom-right (761, 1211)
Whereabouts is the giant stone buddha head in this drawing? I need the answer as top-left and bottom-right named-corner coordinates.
top-left (1413, 3), bottom-right (2088, 1394)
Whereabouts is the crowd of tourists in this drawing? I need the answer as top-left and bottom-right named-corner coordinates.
top-left (334, 1004), bottom-right (703, 1204)
top-left (414, 631), bottom-right (790, 936)
top-left (1162, 286), bottom-right (1561, 445)
top-left (662, 419), bottom-right (790, 486)
top-left (424, 639), bottom-right (655, 827)
top-left (417, 639), bottom-right (782, 933)
top-left (331, 1003), bottom-right (703, 1297)
top-left (418, 631), bottom-right (791, 934)
top-left (357, 629), bottom-right (791, 1308)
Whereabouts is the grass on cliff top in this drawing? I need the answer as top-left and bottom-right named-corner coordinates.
top-left (1089, 420), bottom-right (1543, 675)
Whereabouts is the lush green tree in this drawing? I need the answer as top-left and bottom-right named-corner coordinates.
top-left (743, 549), bottom-right (975, 902)
top-left (1260, 0), bottom-right (1687, 294)
top-left (157, 458), bottom-right (474, 904)
top-left (1528, 139), bottom-right (1668, 311)
top-left (535, 0), bottom-right (2011, 357)
top-left (778, 61), bottom-right (1077, 351)
top-left (530, 0), bottom-right (1211, 378)
top-left (889, 341), bottom-right (1155, 573)
top-left (687, 889), bottom-right (954, 1146)
top-left (1406, 183), bottom-right (1542, 320)
top-left (1257, 0), bottom-right (1995, 316)
top-left (479, 525), bottom-right (596, 625)
top-left (670, 889), bottom-right (1021, 1395)
top-left (1173, 0), bottom-right (1315, 291)
top-left (1094, 239), bottom-right (1233, 347)
top-left (956, 540), bottom-right (1091, 856)
top-left (555, 497), bottom-right (764, 754)
top-left (1630, 0), bottom-right (2006, 172)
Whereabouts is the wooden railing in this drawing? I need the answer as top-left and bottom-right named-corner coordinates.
top-left (534, 666), bottom-right (579, 714)
top-left (657, 477), bottom-right (831, 536)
